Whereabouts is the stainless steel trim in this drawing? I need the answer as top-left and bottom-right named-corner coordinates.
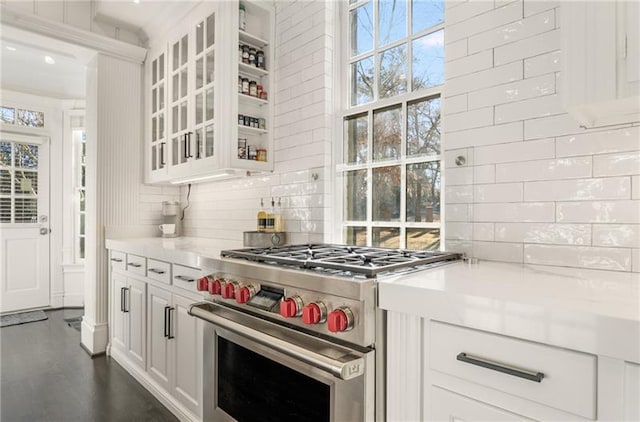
top-left (189, 302), bottom-right (366, 381)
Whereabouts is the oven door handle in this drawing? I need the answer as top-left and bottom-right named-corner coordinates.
top-left (188, 302), bottom-right (366, 381)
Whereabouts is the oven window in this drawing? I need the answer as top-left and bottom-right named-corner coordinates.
top-left (218, 337), bottom-right (330, 422)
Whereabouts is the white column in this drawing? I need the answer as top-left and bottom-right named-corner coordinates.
top-left (82, 53), bottom-right (144, 354)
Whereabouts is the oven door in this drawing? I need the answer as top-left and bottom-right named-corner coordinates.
top-left (189, 302), bottom-right (375, 422)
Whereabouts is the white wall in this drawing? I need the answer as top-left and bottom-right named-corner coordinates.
top-left (442, 0), bottom-right (640, 273)
top-left (180, 0), bottom-right (335, 245)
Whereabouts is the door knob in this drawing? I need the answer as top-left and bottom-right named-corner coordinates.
top-left (40, 228), bottom-right (50, 235)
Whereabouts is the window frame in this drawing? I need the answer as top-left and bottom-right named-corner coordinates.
top-left (335, 0), bottom-right (445, 250)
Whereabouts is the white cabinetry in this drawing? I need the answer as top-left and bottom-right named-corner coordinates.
top-left (430, 386), bottom-right (534, 421)
top-left (561, 0), bottom-right (640, 127)
top-left (110, 269), bottom-right (146, 371)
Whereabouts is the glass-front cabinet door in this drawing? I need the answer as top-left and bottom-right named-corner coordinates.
top-left (168, 30), bottom-right (191, 175)
top-left (147, 48), bottom-right (168, 182)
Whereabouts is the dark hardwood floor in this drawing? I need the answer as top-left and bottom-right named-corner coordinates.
top-left (1, 309), bottom-right (178, 422)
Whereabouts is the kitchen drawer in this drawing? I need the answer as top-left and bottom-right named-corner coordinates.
top-left (126, 254), bottom-right (147, 277)
top-left (429, 321), bottom-right (596, 419)
top-left (172, 264), bottom-right (201, 292)
top-left (430, 385), bottom-right (534, 421)
top-left (146, 259), bottom-right (171, 285)
top-left (110, 251), bottom-right (126, 271)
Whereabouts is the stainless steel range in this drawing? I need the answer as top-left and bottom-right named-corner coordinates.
top-left (189, 244), bottom-right (460, 422)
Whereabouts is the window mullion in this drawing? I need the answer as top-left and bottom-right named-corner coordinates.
top-left (400, 101), bottom-right (407, 248)
top-left (373, 0), bottom-right (379, 102)
top-left (407, 0), bottom-right (414, 93)
top-left (366, 109), bottom-right (373, 246)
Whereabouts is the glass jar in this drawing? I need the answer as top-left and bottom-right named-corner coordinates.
top-left (242, 45), bottom-right (250, 64)
top-left (241, 77), bottom-right (250, 94)
top-left (249, 80), bottom-right (258, 97)
top-left (249, 48), bottom-right (256, 67)
top-left (256, 50), bottom-right (265, 69)
top-left (256, 149), bottom-right (267, 162)
top-left (239, 2), bottom-right (246, 31)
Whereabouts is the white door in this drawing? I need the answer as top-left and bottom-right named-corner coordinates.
top-left (147, 284), bottom-right (172, 391)
top-left (127, 277), bottom-right (147, 370)
top-left (173, 294), bottom-right (203, 416)
top-left (0, 134), bottom-right (50, 313)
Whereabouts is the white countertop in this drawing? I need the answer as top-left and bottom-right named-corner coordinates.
top-left (379, 261), bottom-right (640, 362)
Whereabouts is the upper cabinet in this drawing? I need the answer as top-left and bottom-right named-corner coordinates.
top-left (561, 0), bottom-right (640, 128)
top-left (145, 0), bottom-right (274, 184)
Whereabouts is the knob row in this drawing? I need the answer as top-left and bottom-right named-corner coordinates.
top-left (280, 296), bottom-right (354, 333)
top-left (197, 276), bottom-right (257, 304)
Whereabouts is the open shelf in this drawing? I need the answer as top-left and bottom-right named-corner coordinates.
top-left (239, 62), bottom-right (268, 78)
top-left (238, 93), bottom-right (268, 106)
top-left (239, 30), bottom-right (269, 48)
top-left (238, 125), bottom-right (267, 135)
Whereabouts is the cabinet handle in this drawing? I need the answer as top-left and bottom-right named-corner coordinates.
top-left (111, 257), bottom-right (123, 263)
top-left (120, 287), bottom-right (125, 312)
top-left (168, 307), bottom-right (175, 339)
top-left (174, 275), bottom-right (195, 282)
top-left (148, 268), bottom-right (166, 275)
top-left (195, 131), bottom-right (201, 159)
top-left (160, 142), bottom-right (166, 166)
top-left (127, 262), bottom-right (142, 268)
top-left (123, 288), bottom-right (129, 313)
top-left (456, 352), bottom-right (544, 383)
top-left (187, 131), bottom-right (193, 158)
top-left (164, 306), bottom-right (170, 338)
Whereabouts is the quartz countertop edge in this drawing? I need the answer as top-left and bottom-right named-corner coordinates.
top-left (378, 261), bottom-right (640, 363)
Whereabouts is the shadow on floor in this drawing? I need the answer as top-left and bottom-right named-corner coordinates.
top-left (0, 309), bottom-right (178, 422)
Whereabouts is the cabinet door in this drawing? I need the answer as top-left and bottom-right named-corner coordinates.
top-left (147, 47), bottom-right (169, 182)
top-left (429, 386), bottom-right (536, 422)
top-left (147, 285), bottom-right (173, 391)
top-left (625, 362), bottom-right (640, 421)
top-left (111, 272), bottom-right (128, 352)
top-left (168, 29), bottom-right (192, 175)
top-left (126, 277), bottom-right (147, 370)
top-left (172, 294), bottom-right (203, 417)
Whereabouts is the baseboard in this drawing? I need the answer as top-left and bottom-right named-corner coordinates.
top-left (63, 293), bottom-right (84, 307)
top-left (80, 320), bottom-right (109, 355)
top-left (109, 348), bottom-right (200, 422)
top-left (50, 291), bottom-right (64, 308)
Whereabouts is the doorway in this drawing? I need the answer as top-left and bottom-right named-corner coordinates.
top-left (0, 133), bottom-right (50, 313)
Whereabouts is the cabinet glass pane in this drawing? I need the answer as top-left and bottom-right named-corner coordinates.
top-left (173, 41), bottom-right (179, 71)
top-left (180, 69), bottom-right (188, 99)
top-left (172, 106), bottom-right (179, 134)
top-left (180, 137), bottom-right (188, 163)
top-left (206, 13), bottom-right (215, 47)
top-left (372, 227), bottom-right (400, 248)
top-left (159, 84), bottom-right (165, 110)
top-left (206, 88), bottom-right (214, 121)
top-left (206, 51), bottom-right (215, 84)
top-left (152, 116), bottom-right (157, 142)
top-left (196, 58), bottom-right (204, 89)
top-left (159, 53), bottom-right (165, 80)
top-left (205, 124), bottom-right (214, 157)
top-left (373, 106), bottom-right (402, 161)
top-left (373, 166), bottom-right (400, 221)
top-left (172, 74), bottom-right (179, 102)
top-left (196, 21), bottom-right (204, 54)
top-left (152, 87), bottom-right (157, 113)
top-left (406, 161), bottom-right (440, 222)
top-left (152, 58), bottom-right (158, 85)
top-left (152, 145), bottom-right (157, 170)
top-left (172, 137), bottom-right (180, 165)
top-left (180, 102), bottom-right (188, 131)
top-left (195, 128), bottom-right (203, 159)
top-left (159, 114), bottom-right (165, 139)
top-left (181, 35), bottom-right (188, 66)
top-left (196, 93), bottom-right (203, 125)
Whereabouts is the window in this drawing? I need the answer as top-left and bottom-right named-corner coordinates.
top-left (71, 116), bottom-right (87, 261)
top-left (0, 106), bottom-right (45, 128)
top-left (341, 0), bottom-right (443, 250)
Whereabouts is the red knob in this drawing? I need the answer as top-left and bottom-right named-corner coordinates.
top-left (302, 302), bottom-right (327, 325)
top-left (197, 276), bottom-right (210, 292)
top-left (236, 286), bottom-right (255, 304)
top-left (328, 308), bottom-right (353, 333)
top-left (209, 278), bottom-right (223, 295)
top-left (221, 282), bottom-right (237, 299)
top-left (280, 297), bottom-right (302, 318)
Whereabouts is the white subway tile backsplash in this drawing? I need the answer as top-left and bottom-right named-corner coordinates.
top-left (494, 94), bottom-right (564, 124)
top-left (447, 0), bottom-right (522, 42)
top-left (496, 157), bottom-right (592, 182)
top-left (524, 244), bottom-right (631, 271)
top-left (446, 38), bottom-right (468, 62)
top-left (446, 50), bottom-right (494, 79)
top-left (555, 126), bottom-right (640, 157)
top-left (446, 166), bottom-right (474, 186)
top-left (632, 249), bottom-right (640, 272)
top-left (524, 50), bottom-right (561, 78)
top-left (446, 122), bottom-right (523, 149)
top-left (474, 183), bottom-right (523, 202)
top-left (445, 148), bottom-right (473, 168)
top-left (473, 223), bottom-right (495, 241)
top-left (468, 9), bottom-right (555, 54)
top-left (474, 241), bottom-right (523, 262)
top-left (474, 202), bottom-right (555, 222)
top-left (593, 152), bottom-right (640, 177)
top-left (446, 204), bottom-right (473, 221)
top-left (593, 224), bottom-right (640, 248)
top-left (474, 138), bottom-right (555, 165)
top-left (524, 114), bottom-right (585, 140)
top-left (445, 61), bottom-right (522, 97)
top-left (556, 200), bottom-right (640, 224)
top-left (444, 94), bottom-right (468, 114)
top-left (446, 0), bottom-right (494, 25)
top-left (468, 74), bottom-right (555, 110)
top-left (524, 177), bottom-right (631, 201)
top-left (445, 240), bottom-right (474, 256)
top-left (447, 222), bottom-right (473, 240)
top-left (633, 176), bottom-right (640, 199)
top-left (446, 185), bottom-right (474, 203)
top-left (494, 29), bottom-right (559, 66)
top-left (445, 107), bottom-right (494, 132)
top-left (524, 0), bottom-right (558, 17)
top-left (474, 165), bottom-right (496, 184)
top-left (495, 223), bottom-right (591, 245)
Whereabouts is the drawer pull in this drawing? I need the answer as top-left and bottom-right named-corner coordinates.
top-left (175, 275), bottom-right (195, 282)
top-left (111, 258), bottom-right (123, 262)
top-left (456, 352), bottom-right (544, 383)
top-left (149, 268), bottom-right (166, 275)
top-left (127, 263), bottom-right (142, 268)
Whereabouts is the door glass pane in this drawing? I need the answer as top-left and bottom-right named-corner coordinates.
top-left (14, 198), bottom-right (37, 223)
top-left (0, 142), bottom-right (11, 165)
top-left (159, 53), bottom-right (165, 80)
top-left (16, 110), bottom-right (44, 127)
top-left (345, 169), bottom-right (366, 221)
top-left (14, 144), bottom-right (38, 169)
top-left (196, 93), bottom-right (203, 125)
top-left (159, 114), bottom-right (165, 139)
top-left (406, 161), bottom-right (440, 222)
top-left (172, 73), bottom-right (179, 102)
top-left (407, 228), bottom-right (440, 250)
top-left (412, 30), bottom-right (444, 90)
top-left (351, 56), bottom-right (374, 106)
top-left (206, 13), bottom-right (215, 47)
top-left (195, 128), bottom-right (204, 159)
top-left (206, 88), bottom-right (214, 121)
top-left (180, 102), bottom-right (188, 131)
top-left (0, 169), bottom-right (11, 193)
top-left (181, 35), bottom-right (188, 66)
top-left (205, 125), bottom-right (214, 157)
top-left (159, 84), bottom-right (165, 110)
top-left (379, 0), bottom-right (406, 46)
top-left (344, 114), bottom-right (367, 164)
top-left (152, 58), bottom-right (158, 85)
top-left (379, 44), bottom-right (407, 99)
top-left (345, 226), bottom-right (367, 246)
top-left (350, 2), bottom-right (373, 57)
top-left (172, 106), bottom-right (179, 134)
top-left (0, 197), bottom-right (10, 222)
top-left (152, 116), bottom-right (157, 142)
top-left (206, 51), bottom-right (215, 84)
top-left (407, 97), bottom-right (440, 156)
top-left (412, 0), bottom-right (443, 33)
top-left (1, 107), bottom-right (15, 124)
top-left (180, 68), bottom-right (188, 99)
top-left (172, 41), bottom-right (179, 71)
top-left (14, 171), bottom-right (37, 194)
top-left (372, 227), bottom-right (400, 248)
top-left (373, 166), bottom-right (400, 221)
top-left (373, 106), bottom-right (401, 161)
top-left (152, 87), bottom-right (157, 113)
top-left (172, 137), bottom-right (179, 165)
top-left (196, 58), bottom-right (204, 89)
top-left (196, 21), bottom-right (204, 54)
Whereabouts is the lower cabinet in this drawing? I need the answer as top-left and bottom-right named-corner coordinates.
top-left (430, 386), bottom-right (534, 421)
top-left (111, 272), bottom-right (146, 371)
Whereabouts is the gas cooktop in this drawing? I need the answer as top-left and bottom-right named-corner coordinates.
top-left (220, 244), bottom-right (461, 278)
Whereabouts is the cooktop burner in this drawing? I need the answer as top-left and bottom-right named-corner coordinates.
top-left (221, 244), bottom-right (461, 278)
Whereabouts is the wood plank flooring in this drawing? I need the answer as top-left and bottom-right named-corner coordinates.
top-left (0, 309), bottom-right (178, 422)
